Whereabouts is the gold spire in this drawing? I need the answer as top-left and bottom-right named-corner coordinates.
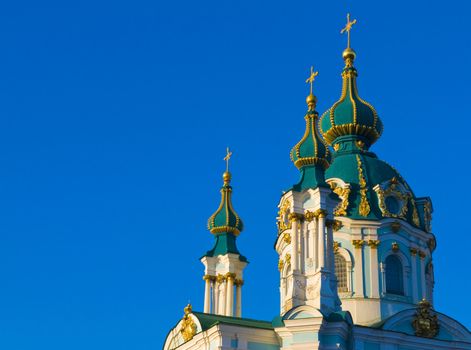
top-left (305, 66), bottom-right (318, 111)
top-left (340, 13), bottom-right (357, 49)
top-left (223, 147), bottom-right (233, 185)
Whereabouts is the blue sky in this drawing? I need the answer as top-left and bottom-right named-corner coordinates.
top-left (0, 0), bottom-right (470, 349)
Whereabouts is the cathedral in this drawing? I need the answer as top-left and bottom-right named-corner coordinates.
top-left (163, 15), bottom-right (471, 350)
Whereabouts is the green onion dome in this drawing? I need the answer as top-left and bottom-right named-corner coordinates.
top-left (207, 171), bottom-right (244, 236)
top-left (291, 94), bottom-right (332, 170)
top-left (319, 48), bottom-right (383, 149)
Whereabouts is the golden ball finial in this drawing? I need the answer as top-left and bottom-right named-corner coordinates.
top-left (342, 48), bottom-right (356, 65)
top-left (223, 171), bottom-right (232, 184)
top-left (306, 93), bottom-right (317, 111)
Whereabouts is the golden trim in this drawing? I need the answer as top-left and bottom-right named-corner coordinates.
top-left (356, 155), bottom-right (371, 217)
top-left (352, 239), bottom-right (365, 249)
top-left (180, 304), bottom-right (197, 342)
top-left (329, 181), bottom-right (350, 216)
top-left (322, 123), bottom-right (381, 146)
top-left (367, 240), bottom-right (380, 249)
top-left (333, 241), bottom-right (340, 253)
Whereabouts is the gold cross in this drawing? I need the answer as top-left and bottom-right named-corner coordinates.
top-left (305, 66), bottom-right (318, 95)
top-left (340, 13), bottom-right (357, 48)
top-left (223, 147), bottom-right (233, 172)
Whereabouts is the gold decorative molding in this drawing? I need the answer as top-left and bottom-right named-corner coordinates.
top-left (304, 210), bottom-right (316, 222)
top-left (367, 240), bottom-right (380, 249)
top-left (356, 155), bottom-right (371, 217)
top-left (203, 274), bottom-right (215, 282)
top-left (180, 304), bottom-right (197, 342)
top-left (424, 201), bottom-right (432, 233)
top-left (333, 241), bottom-right (340, 253)
top-left (315, 209), bottom-right (327, 218)
top-left (285, 253), bottom-right (291, 266)
top-left (278, 259), bottom-right (284, 272)
top-left (427, 238), bottom-right (436, 252)
top-left (234, 278), bottom-right (244, 287)
top-left (374, 178), bottom-right (410, 219)
top-left (216, 274), bottom-right (226, 283)
top-left (332, 220), bottom-right (343, 231)
top-left (329, 181), bottom-right (351, 216)
top-left (418, 251), bottom-right (426, 259)
top-left (277, 199), bottom-right (291, 233)
top-left (410, 248), bottom-right (418, 256)
top-left (392, 242), bottom-right (399, 252)
top-left (225, 272), bottom-right (236, 280)
top-left (412, 299), bottom-right (439, 338)
top-left (411, 198), bottom-right (420, 226)
top-left (283, 232), bottom-right (291, 244)
top-left (352, 239), bottom-right (365, 249)
top-left (356, 140), bottom-right (365, 150)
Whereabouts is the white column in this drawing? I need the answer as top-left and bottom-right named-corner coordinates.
top-left (317, 213), bottom-right (326, 269)
top-left (380, 262), bottom-right (386, 296)
top-left (203, 275), bottom-right (211, 313)
top-left (235, 280), bottom-right (243, 317)
top-left (369, 241), bottom-right (380, 298)
top-left (410, 249), bottom-right (418, 303)
top-left (352, 240), bottom-right (364, 297)
top-left (291, 217), bottom-right (299, 271)
top-left (226, 274), bottom-right (234, 316)
top-left (419, 252), bottom-right (427, 299)
top-left (303, 222), bottom-right (309, 261)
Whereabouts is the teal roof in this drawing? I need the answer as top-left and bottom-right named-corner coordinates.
top-left (204, 232), bottom-right (247, 262)
top-left (207, 172), bottom-right (243, 235)
top-left (319, 48), bottom-right (383, 148)
top-left (192, 312), bottom-right (273, 331)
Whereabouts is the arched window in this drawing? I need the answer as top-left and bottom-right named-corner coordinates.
top-left (335, 254), bottom-right (348, 292)
top-left (385, 255), bottom-right (404, 295)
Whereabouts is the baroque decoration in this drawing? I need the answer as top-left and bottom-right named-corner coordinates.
top-left (180, 304), bottom-right (197, 342)
top-left (328, 181), bottom-right (351, 216)
top-left (374, 177), bottom-right (410, 219)
top-left (356, 155), bottom-right (371, 217)
top-left (412, 299), bottom-right (439, 338)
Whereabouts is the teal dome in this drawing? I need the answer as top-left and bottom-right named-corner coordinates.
top-left (207, 172), bottom-right (244, 235)
top-left (290, 95), bottom-right (331, 170)
top-left (319, 49), bottom-right (383, 148)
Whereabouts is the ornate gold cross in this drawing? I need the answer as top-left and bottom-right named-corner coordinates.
top-left (305, 66), bottom-right (318, 95)
top-left (224, 147), bottom-right (233, 172)
top-left (340, 13), bottom-right (357, 48)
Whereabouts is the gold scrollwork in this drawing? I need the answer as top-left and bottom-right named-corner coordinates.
top-left (283, 232), bottom-right (291, 244)
top-left (374, 177), bottom-right (410, 219)
top-left (424, 201), bottom-right (432, 233)
top-left (333, 241), bottom-right (340, 253)
top-left (304, 210), bottom-right (316, 222)
top-left (411, 198), bottom-right (420, 227)
top-left (277, 200), bottom-right (291, 234)
top-left (367, 240), bottom-right (380, 249)
top-left (180, 304), bottom-right (197, 342)
top-left (356, 155), bottom-right (371, 217)
top-left (412, 299), bottom-right (439, 338)
top-left (278, 258), bottom-right (284, 272)
top-left (329, 182), bottom-right (351, 216)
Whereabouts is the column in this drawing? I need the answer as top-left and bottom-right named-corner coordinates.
top-left (290, 214), bottom-right (299, 271)
top-left (304, 222), bottom-right (309, 260)
top-left (235, 279), bottom-right (243, 317)
top-left (410, 248), bottom-right (418, 303)
top-left (317, 211), bottom-right (326, 269)
top-left (380, 262), bottom-right (386, 296)
top-left (419, 251), bottom-right (426, 299)
top-left (326, 223), bottom-right (334, 272)
top-left (203, 275), bottom-right (211, 313)
top-left (213, 279), bottom-right (219, 314)
top-left (368, 240), bottom-right (380, 298)
top-left (226, 273), bottom-right (235, 316)
top-left (352, 240), bottom-right (364, 297)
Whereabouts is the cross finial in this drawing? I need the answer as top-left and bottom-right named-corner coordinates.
top-left (340, 13), bottom-right (357, 49)
top-left (224, 147), bottom-right (233, 172)
top-left (305, 66), bottom-right (318, 95)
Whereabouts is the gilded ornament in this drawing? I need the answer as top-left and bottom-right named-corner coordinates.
top-left (356, 155), bottom-right (371, 217)
top-left (277, 200), bottom-right (291, 234)
top-left (283, 232), bottom-right (291, 244)
top-left (278, 259), bottom-right (284, 272)
top-left (427, 238), bottom-right (436, 252)
top-left (333, 241), bottom-right (340, 253)
top-left (412, 299), bottom-right (439, 338)
top-left (288, 212), bottom-right (302, 222)
top-left (411, 198), bottom-right (420, 227)
top-left (367, 240), bottom-right (380, 249)
top-left (332, 220), bottom-right (343, 231)
top-left (352, 239), bottom-right (365, 249)
top-left (234, 278), bottom-right (244, 287)
top-left (418, 251), bottom-right (426, 259)
top-left (314, 209), bottom-right (327, 218)
top-left (225, 272), bottom-right (236, 280)
top-left (180, 304), bottom-right (197, 342)
top-left (374, 178), bottom-right (410, 219)
top-left (329, 182), bottom-right (350, 216)
top-left (391, 221), bottom-right (401, 233)
top-left (410, 248), bottom-right (418, 256)
top-left (333, 143), bottom-right (340, 151)
top-left (285, 253), bottom-right (291, 266)
top-left (356, 140), bottom-right (365, 150)
top-left (392, 242), bottom-right (399, 252)
top-left (304, 210), bottom-right (316, 222)
top-left (216, 274), bottom-right (226, 283)
top-left (424, 201), bottom-right (432, 233)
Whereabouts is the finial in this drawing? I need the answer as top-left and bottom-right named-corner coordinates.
top-left (340, 13), bottom-right (357, 66)
top-left (184, 303), bottom-right (193, 315)
top-left (223, 147), bottom-right (233, 185)
top-left (340, 13), bottom-right (357, 49)
top-left (305, 66), bottom-right (318, 111)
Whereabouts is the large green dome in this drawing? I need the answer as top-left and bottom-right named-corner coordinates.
top-left (319, 49), bottom-right (383, 149)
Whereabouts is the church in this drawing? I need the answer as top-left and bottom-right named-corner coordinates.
top-left (163, 15), bottom-right (471, 350)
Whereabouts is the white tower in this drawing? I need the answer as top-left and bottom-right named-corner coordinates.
top-left (201, 161), bottom-right (247, 317)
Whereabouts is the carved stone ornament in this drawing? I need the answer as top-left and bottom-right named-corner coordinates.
top-left (412, 299), bottom-right (439, 338)
top-left (180, 304), bottom-right (197, 342)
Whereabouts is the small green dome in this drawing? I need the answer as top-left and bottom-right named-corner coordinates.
top-left (290, 97), bottom-right (331, 170)
top-left (319, 49), bottom-right (383, 148)
top-left (207, 172), bottom-right (243, 235)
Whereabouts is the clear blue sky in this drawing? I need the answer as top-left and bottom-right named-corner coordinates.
top-left (0, 1), bottom-right (470, 349)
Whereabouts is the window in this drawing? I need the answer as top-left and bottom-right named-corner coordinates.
top-left (385, 255), bottom-right (404, 295)
top-left (335, 254), bottom-right (348, 292)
